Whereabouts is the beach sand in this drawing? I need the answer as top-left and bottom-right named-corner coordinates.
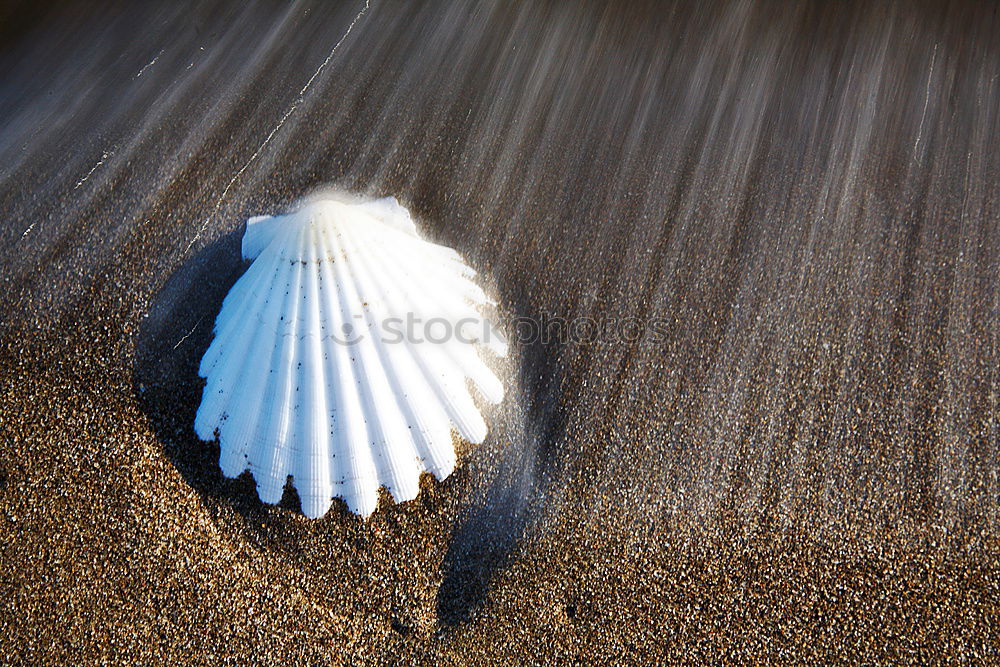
top-left (1, 0), bottom-right (997, 662)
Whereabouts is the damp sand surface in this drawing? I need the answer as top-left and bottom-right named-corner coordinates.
top-left (0, 1), bottom-right (998, 662)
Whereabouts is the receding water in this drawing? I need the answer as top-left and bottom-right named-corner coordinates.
top-left (1, 0), bottom-right (997, 659)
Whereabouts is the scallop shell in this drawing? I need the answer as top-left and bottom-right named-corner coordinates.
top-left (194, 196), bottom-right (506, 518)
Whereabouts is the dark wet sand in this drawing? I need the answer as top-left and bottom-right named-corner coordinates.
top-left (1, 0), bottom-right (998, 663)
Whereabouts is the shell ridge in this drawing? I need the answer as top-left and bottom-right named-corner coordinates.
top-left (212, 254), bottom-right (298, 474)
top-left (250, 247), bottom-right (307, 504)
top-left (366, 235), bottom-right (485, 350)
top-left (379, 251), bottom-right (506, 368)
top-left (314, 227), bottom-right (349, 510)
top-left (198, 244), bottom-right (286, 378)
top-left (338, 232), bottom-right (458, 478)
top-left (281, 225), bottom-right (320, 454)
top-left (290, 226), bottom-right (333, 518)
top-left (328, 224), bottom-right (421, 503)
top-left (200, 225), bottom-right (301, 375)
top-left (195, 248), bottom-right (288, 440)
top-left (371, 234), bottom-right (494, 338)
top-left (337, 220), bottom-right (449, 487)
top-left (370, 227), bottom-right (477, 288)
top-left (359, 230), bottom-right (503, 407)
top-left (324, 225), bottom-right (381, 516)
top-left (194, 278), bottom-right (276, 444)
top-left (346, 225), bottom-right (488, 443)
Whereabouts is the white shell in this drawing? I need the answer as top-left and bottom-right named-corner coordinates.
top-left (194, 196), bottom-right (506, 518)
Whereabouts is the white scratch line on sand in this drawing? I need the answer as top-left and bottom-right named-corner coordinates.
top-left (174, 316), bottom-right (205, 350)
top-left (914, 43), bottom-right (937, 154)
top-left (136, 50), bottom-right (164, 78)
top-left (185, 0), bottom-right (372, 255)
top-left (74, 151), bottom-right (113, 190)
